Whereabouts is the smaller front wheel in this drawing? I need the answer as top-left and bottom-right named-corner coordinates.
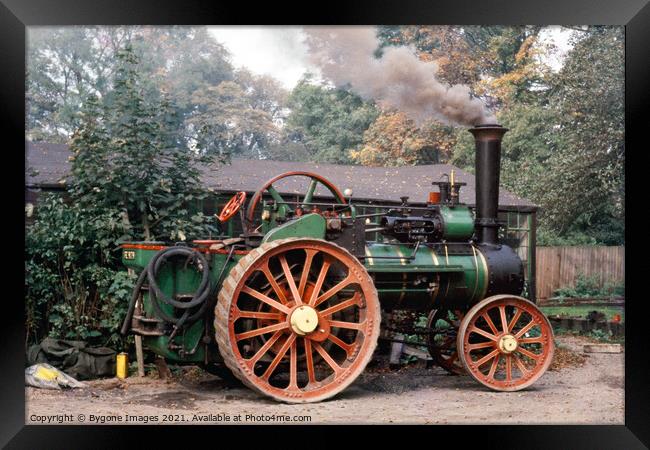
top-left (457, 295), bottom-right (554, 391)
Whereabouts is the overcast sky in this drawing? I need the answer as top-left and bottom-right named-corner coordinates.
top-left (208, 26), bottom-right (575, 89)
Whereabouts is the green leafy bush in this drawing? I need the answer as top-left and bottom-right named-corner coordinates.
top-left (553, 273), bottom-right (624, 299)
top-left (25, 195), bottom-right (137, 343)
top-left (536, 228), bottom-right (598, 246)
top-left (603, 280), bottom-right (625, 297)
top-left (25, 45), bottom-right (216, 344)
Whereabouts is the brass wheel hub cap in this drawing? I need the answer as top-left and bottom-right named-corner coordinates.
top-left (290, 305), bottom-right (319, 336)
top-left (498, 334), bottom-right (518, 354)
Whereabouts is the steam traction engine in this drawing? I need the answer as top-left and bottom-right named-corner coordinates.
top-left (120, 125), bottom-right (554, 403)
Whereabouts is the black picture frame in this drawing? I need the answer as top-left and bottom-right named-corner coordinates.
top-left (4, 0), bottom-right (647, 447)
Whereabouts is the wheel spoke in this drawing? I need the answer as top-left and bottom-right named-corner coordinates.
top-left (314, 274), bottom-right (353, 307)
top-left (513, 354), bottom-right (530, 376)
top-left (241, 285), bottom-right (291, 314)
top-left (266, 185), bottom-right (286, 207)
top-left (302, 179), bottom-right (318, 207)
top-left (279, 255), bottom-right (302, 305)
top-left (516, 346), bottom-right (541, 361)
top-left (508, 308), bottom-right (523, 332)
top-left (313, 342), bottom-right (343, 375)
top-left (440, 335), bottom-right (456, 349)
top-left (329, 320), bottom-right (365, 331)
top-left (427, 309), bottom-right (465, 375)
top-left (307, 260), bottom-right (331, 306)
top-left (514, 319), bottom-right (537, 338)
top-left (319, 293), bottom-right (360, 316)
top-left (260, 263), bottom-right (289, 305)
top-left (246, 330), bottom-right (284, 366)
top-left (326, 333), bottom-right (354, 356)
top-left (519, 336), bottom-right (544, 344)
top-left (262, 334), bottom-right (296, 381)
top-left (237, 310), bottom-right (283, 321)
top-left (298, 249), bottom-right (317, 298)
top-left (288, 338), bottom-right (298, 389)
top-left (468, 325), bottom-right (499, 341)
top-left (304, 338), bottom-right (317, 383)
top-left (487, 354), bottom-right (500, 378)
top-left (475, 349), bottom-right (499, 367)
top-left (482, 312), bottom-right (500, 336)
top-left (236, 321), bottom-right (289, 341)
top-left (467, 341), bottom-right (495, 351)
top-left (505, 354), bottom-right (513, 381)
top-left (499, 306), bottom-right (508, 333)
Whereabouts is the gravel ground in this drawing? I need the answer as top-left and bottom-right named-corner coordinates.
top-left (25, 335), bottom-right (624, 425)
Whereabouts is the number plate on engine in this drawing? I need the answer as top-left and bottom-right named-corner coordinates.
top-left (123, 250), bottom-right (136, 260)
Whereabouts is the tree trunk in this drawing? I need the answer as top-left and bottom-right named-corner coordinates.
top-left (142, 210), bottom-right (151, 241)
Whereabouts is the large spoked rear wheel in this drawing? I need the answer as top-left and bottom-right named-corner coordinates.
top-left (215, 238), bottom-right (381, 403)
top-left (457, 295), bottom-right (554, 392)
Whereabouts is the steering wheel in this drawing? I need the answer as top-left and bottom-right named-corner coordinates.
top-left (245, 171), bottom-right (347, 231)
top-left (218, 191), bottom-right (247, 222)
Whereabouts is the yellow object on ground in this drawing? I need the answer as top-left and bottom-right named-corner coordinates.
top-left (25, 363), bottom-right (85, 389)
top-left (116, 352), bottom-right (129, 379)
top-left (34, 365), bottom-right (59, 381)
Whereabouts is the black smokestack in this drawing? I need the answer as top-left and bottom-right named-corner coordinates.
top-left (469, 124), bottom-right (508, 245)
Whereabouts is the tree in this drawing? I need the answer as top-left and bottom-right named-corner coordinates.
top-left (350, 111), bottom-right (423, 166)
top-left (377, 25), bottom-right (546, 109)
top-left (284, 76), bottom-right (379, 163)
top-left (540, 26), bottom-right (624, 242)
top-left (86, 45), bottom-right (214, 241)
top-left (26, 26), bottom-right (236, 149)
top-left (377, 26), bottom-right (485, 88)
top-left (187, 81), bottom-right (280, 158)
top-left (26, 43), bottom-right (219, 343)
top-left (26, 27), bottom-right (140, 142)
top-left (234, 69), bottom-right (288, 125)
top-left (476, 27), bottom-right (549, 106)
top-left (350, 111), bottom-right (456, 166)
top-left (450, 26), bottom-right (624, 245)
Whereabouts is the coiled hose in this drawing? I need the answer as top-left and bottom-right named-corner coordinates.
top-left (120, 246), bottom-right (211, 336)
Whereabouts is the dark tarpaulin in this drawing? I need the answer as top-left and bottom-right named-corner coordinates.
top-left (27, 337), bottom-right (116, 380)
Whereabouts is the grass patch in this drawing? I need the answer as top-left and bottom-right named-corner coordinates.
top-left (540, 305), bottom-right (624, 322)
top-left (552, 328), bottom-right (625, 344)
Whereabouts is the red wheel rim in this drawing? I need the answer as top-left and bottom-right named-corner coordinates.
top-left (457, 295), bottom-right (554, 391)
top-left (426, 308), bottom-right (465, 375)
top-left (215, 239), bottom-right (380, 403)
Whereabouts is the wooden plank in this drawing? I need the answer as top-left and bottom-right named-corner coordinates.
top-left (135, 335), bottom-right (145, 377)
top-left (583, 343), bottom-right (622, 354)
top-left (535, 246), bottom-right (625, 300)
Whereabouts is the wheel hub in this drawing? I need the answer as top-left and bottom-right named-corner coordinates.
top-left (497, 334), bottom-right (518, 354)
top-left (289, 305), bottom-right (319, 335)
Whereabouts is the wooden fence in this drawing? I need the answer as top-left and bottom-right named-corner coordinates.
top-left (535, 246), bottom-right (625, 300)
